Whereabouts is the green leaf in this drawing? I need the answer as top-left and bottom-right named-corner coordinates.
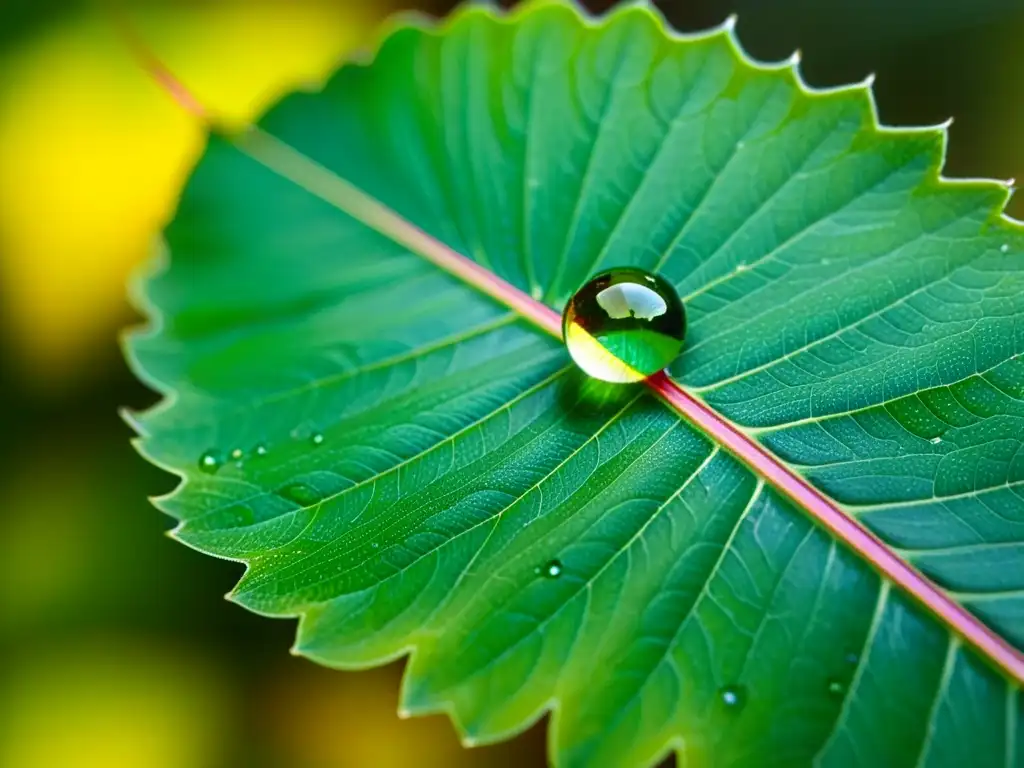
top-left (126, 3), bottom-right (1024, 765)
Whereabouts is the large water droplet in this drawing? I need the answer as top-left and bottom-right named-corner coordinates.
top-left (278, 483), bottom-right (322, 506)
top-left (198, 450), bottom-right (222, 474)
top-left (562, 268), bottom-right (686, 383)
top-left (719, 684), bottom-right (746, 710)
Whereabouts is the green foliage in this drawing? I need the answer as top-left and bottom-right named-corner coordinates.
top-left (127, 3), bottom-right (1024, 765)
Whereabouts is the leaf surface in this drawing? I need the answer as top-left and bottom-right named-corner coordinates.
top-left (127, 4), bottom-right (1024, 765)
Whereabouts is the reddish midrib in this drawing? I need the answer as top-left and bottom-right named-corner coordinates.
top-left (134, 34), bottom-right (1024, 684)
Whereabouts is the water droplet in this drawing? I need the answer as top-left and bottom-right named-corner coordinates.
top-left (372, 542), bottom-right (379, 549)
top-left (719, 684), bottom-right (746, 710)
top-left (735, 262), bottom-right (751, 272)
top-left (844, 652), bottom-right (859, 665)
top-left (278, 483), bottom-right (321, 506)
top-left (827, 679), bottom-right (846, 697)
top-left (929, 436), bottom-right (942, 445)
top-left (255, 444), bottom-right (268, 456)
top-left (230, 448), bottom-right (244, 460)
top-left (562, 267), bottom-right (686, 384)
top-left (1001, 243), bottom-right (1010, 254)
top-left (311, 432), bottom-right (325, 446)
top-left (198, 450), bottom-right (222, 474)
top-left (539, 559), bottom-right (562, 578)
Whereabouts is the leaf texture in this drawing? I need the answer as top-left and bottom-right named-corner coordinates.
top-left (127, 4), bottom-right (1024, 765)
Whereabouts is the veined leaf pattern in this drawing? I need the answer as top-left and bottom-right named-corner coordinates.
top-left (128, 4), bottom-right (1023, 765)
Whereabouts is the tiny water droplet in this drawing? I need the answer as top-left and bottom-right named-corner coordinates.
top-left (719, 684), bottom-right (746, 710)
top-left (230, 448), bottom-right (244, 460)
top-left (371, 542), bottom-right (379, 549)
top-left (1001, 243), bottom-right (1010, 254)
top-left (279, 483), bottom-right (321, 506)
top-left (929, 436), bottom-right (942, 445)
top-left (844, 652), bottom-right (859, 665)
top-left (827, 679), bottom-right (846, 697)
top-left (562, 267), bottom-right (686, 384)
top-left (735, 262), bottom-right (751, 272)
top-left (311, 432), bottom-right (325, 446)
top-left (199, 450), bottom-right (222, 474)
top-left (255, 444), bottom-right (268, 456)
top-left (540, 559), bottom-right (562, 578)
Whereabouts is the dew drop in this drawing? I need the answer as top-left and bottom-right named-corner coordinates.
top-left (539, 559), bottom-right (562, 578)
top-left (311, 432), bottom-right (325, 446)
top-left (844, 652), bottom-right (859, 665)
top-left (278, 483), bottom-right (321, 506)
top-left (827, 679), bottom-right (846, 697)
top-left (198, 450), bottom-right (222, 474)
top-left (562, 267), bottom-right (686, 384)
top-left (1001, 243), bottom-right (1010, 254)
top-left (719, 684), bottom-right (746, 710)
top-left (929, 436), bottom-right (942, 445)
top-left (230, 448), bottom-right (244, 460)
top-left (255, 444), bottom-right (268, 456)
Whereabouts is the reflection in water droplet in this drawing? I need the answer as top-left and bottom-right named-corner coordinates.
top-left (279, 483), bottom-right (321, 506)
top-left (541, 560), bottom-right (562, 578)
top-left (827, 679), bottom-right (846, 697)
top-left (562, 268), bottom-right (686, 384)
top-left (230, 448), bottom-right (244, 460)
top-left (311, 432), bottom-right (325, 446)
top-left (720, 684), bottom-right (746, 710)
top-left (199, 450), bottom-right (222, 474)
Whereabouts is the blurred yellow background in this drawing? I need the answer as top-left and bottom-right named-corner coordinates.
top-left (0, 0), bottom-right (1020, 766)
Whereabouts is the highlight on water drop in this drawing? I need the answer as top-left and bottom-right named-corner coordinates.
top-left (719, 684), bottom-right (746, 710)
top-left (827, 679), bottom-right (846, 697)
top-left (537, 559), bottom-right (563, 578)
top-left (198, 450), bottom-right (222, 474)
top-left (562, 268), bottom-right (686, 383)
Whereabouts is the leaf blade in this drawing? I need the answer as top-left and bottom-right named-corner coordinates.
top-left (125, 3), bottom-right (1024, 765)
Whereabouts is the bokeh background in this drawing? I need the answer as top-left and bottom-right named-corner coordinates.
top-left (0, 1), bottom-right (1021, 766)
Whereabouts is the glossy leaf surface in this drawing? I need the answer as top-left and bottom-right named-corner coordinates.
top-left (127, 4), bottom-right (1024, 765)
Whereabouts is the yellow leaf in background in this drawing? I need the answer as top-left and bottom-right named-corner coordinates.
top-left (0, 2), bottom-right (377, 392)
top-left (0, 640), bottom-right (231, 768)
